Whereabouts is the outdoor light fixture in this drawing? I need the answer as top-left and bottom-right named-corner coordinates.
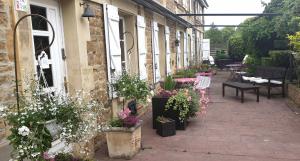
top-left (175, 39), bottom-right (180, 46)
top-left (80, 0), bottom-right (95, 19)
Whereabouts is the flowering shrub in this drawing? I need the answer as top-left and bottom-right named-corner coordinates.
top-left (112, 73), bottom-right (150, 103)
top-left (165, 89), bottom-right (190, 122)
top-left (164, 88), bottom-right (202, 121)
top-left (109, 108), bottom-right (140, 128)
top-left (1, 80), bottom-right (107, 160)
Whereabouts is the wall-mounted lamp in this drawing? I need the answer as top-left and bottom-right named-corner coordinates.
top-left (175, 39), bottom-right (180, 46)
top-left (80, 1), bottom-right (95, 19)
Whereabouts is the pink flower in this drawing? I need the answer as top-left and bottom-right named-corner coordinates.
top-left (187, 96), bottom-right (192, 101)
top-left (118, 108), bottom-right (131, 119)
top-left (43, 152), bottom-right (55, 161)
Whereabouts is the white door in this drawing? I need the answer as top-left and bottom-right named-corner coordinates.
top-left (137, 15), bottom-right (147, 80)
top-left (152, 22), bottom-right (160, 83)
top-left (104, 4), bottom-right (122, 97)
top-left (30, 1), bottom-right (66, 95)
top-left (165, 26), bottom-right (171, 76)
top-left (183, 32), bottom-right (188, 67)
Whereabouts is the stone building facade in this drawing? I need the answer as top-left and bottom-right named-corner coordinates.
top-left (0, 0), bottom-right (208, 156)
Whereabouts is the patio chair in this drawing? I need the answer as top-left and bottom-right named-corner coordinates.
top-left (195, 76), bottom-right (211, 90)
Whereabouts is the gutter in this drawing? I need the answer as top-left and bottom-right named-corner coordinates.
top-left (132, 0), bottom-right (193, 28)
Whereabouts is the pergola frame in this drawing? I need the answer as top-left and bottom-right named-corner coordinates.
top-left (176, 13), bottom-right (282, 16)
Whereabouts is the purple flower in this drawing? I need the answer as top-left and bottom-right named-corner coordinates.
top-left (123, 115), bottom-right (139, 127)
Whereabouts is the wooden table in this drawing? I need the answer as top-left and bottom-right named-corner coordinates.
top-left (222, 81), bottom-right (260, 103)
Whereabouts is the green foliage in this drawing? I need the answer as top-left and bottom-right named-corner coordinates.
top-left (163, 75), bottom-right (176, 90)
top-left (228, 34), bottom-right (245, 61)
top-left (261, 57), bottom-right (273, 66)
top-left (2, 79), bottom-right (104, 160)
top-left (112, 73), bottom-right (150, 102)
top-left (215, 50), bottom-right (229, 60)
top-left (165, 90), bottom-right (190, 122)
top-left (187, 88), bottom-right (199, 118)
top-left (174, 69), bottom-right (197, 78)
top-left (288, 32), bottom-right (300, 52)
top-left (244, 55), bottom-right (260, 73)
top-left (269, 50), bottom-right (292, 67)
top-left (109, 118), bottom-right (123, 127)
top-left (237, 0), bottom-right (300, 58)
top-left (205, 26), bottom-right (236, 49)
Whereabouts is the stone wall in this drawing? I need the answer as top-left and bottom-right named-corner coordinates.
top-left (86, 3), bottom-right (112, 151)
top-left (167, 19), bottom-right (177, 73)
top-left (288, 84), bottom-right (300, 108)
top-left (166, 0), bottom-right (176, 11)
top-left (0, 0), bottom-right (15, 141)
top-left (145, 10), bottom-right (154, 85)
top-left (87, 4), bottom-right (109, 105)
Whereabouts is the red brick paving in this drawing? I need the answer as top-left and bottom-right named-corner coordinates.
top-left (95, 71), bottom-right (300, 161)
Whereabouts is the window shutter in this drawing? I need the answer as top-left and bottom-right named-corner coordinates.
top-left (176, 31), bottom-right (181, 68)
top-left (104, 4), bottom-right (121, 98)
top-left (137, 15), bottom-right (147, 80)
top-left (183, 32), bottom-right (188, 67)
top-left (165, 26), bottom-right (171, 76)
top-left (152, 21), bottom-right (160, 83)
top-left (191, 34), bottom-right (195, 65)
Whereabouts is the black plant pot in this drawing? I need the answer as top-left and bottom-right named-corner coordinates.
top-left (163, 108), bottom-right (188, 130)
top-left (156, 118), bottom-right (176, 137)
top-left (152, 96), bottom-right (170, 129)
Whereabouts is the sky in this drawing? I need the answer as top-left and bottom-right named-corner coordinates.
top-left (204, 0), bottom-right (272, 29)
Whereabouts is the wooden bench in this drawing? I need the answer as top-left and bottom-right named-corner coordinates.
top-left (242, 66), bottom-right (287, 99)
top-left (223, 81), bottom-right (260, 103)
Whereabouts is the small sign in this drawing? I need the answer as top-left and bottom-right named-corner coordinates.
top-left (15, 0), bottom-right (28, 12)
top-left (38, 51), bottom-right (50, 69)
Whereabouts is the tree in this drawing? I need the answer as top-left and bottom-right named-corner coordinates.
top-left (237, 0), bottom-right (300, 58)
top-left (228, 34), bottom-right (245, 61)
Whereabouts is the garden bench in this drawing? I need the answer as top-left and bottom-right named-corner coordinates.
top-left (242, 66), bottom-right (287, 99)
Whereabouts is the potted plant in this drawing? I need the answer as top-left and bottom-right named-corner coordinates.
top-left (105, 108), bottom-right (142, 159)
top-left (164, 89), bottom-right (191, 130)
top-left (156, 116), bottom-right (176, 137)
top-left (152, 76), bottom-right (177, 129)
top-left (0, 79), bottom-right (106, 160)
top-left (112, 73), bottom-right (150, 115)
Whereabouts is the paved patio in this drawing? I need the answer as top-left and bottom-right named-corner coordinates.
top-left (95, 71), bottom-right (300, 161)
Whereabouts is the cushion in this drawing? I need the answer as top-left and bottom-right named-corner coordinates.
top-left (252, 78), bottom-right (268, 84)
top-left (270, 80), bottom-right (282, 84)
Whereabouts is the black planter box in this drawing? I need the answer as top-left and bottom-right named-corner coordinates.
top-left (156, 118), bottom-right (176, 137)
top-left (152, 96), bottom-right (170, 129)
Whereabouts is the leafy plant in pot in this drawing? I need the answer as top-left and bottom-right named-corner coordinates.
top-left (164, 89), bottom-right (191, 130)
top-left (0, 79), bottom-right (107, 160)
top-left (156, 116), bottom-right (176, 137)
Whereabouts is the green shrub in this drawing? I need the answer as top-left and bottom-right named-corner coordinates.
top-left (261, 57), bottom-right (273, 66)
top-left (174, 69), bottom-right (197, 78)
top-left (269, 50), bottom-right (292, 68)
top-left (228, 34), bottom-right (245, 61)
top-left (215, 50), bottom-right (229, 60)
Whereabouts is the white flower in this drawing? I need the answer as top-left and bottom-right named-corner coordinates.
top-left (150, 90), bottom-right (155, 96)
top-left (18, 126), bottom-right (30, 136)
